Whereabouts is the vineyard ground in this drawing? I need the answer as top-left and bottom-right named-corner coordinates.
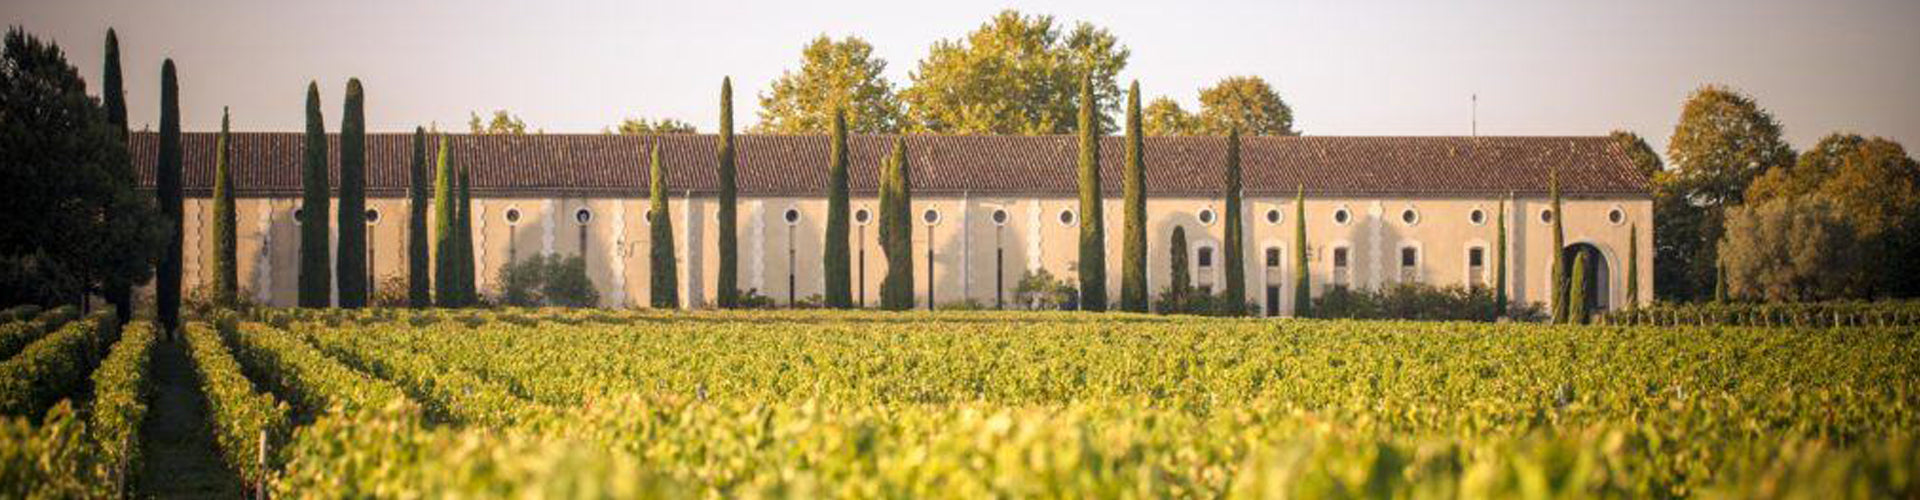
top-left (137, 340), bottom-right (242, 498)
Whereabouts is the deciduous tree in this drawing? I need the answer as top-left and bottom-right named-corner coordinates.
top-left (1657, 85), bottom-right (1794, 302)
top-left (901, 10), bottom-right (1129, 135)
top-left (756, 36), bottom-right (902, 134)
top-left (468, 109), bottom-right (530, 135)
top-left (1196, 76), bottom-right (1297, 136)
top-left (610, 117), bottom-right (696, 135)
top-left (1143, 97), bottom-right (1198, 136)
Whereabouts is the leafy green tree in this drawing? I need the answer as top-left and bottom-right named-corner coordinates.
top-left (878, 137), bottom-right (914, 310)
top-left (901, 10), bottom-right (1129, 135)
top-left (1222, 127), bottom-right (1246, 314)
top-left (648, 143), bottom-right (679, 309)
top-left (1626, 223), bottom-right (1639, 308)
top-left (336, 78), bottom-right (367, 308)
top-left (1143, 97), bottom-right (1199, 136)
top-left (456, 161), bottom-right (475, 305)
top-left (1568, 251), bottom-right (1590, 324)
top-left (1293, 186), bottom-right (1310, 318)
top-left (1718, 196), bottom-right (1864, 301)
top-left (1196, 76), bottom-right (1297, 136)
top-left (610, 117), bottom-right (697, 135)
top-left (1164, 225), bottom-right (1191, 307)
top-left (1494, 196), bottom-right (1508, 317)
top-left (1074, 74), bottom-right (1108, 312)
top-left (156, 60), bottom-right (184, 328)
top-left (1657, 84), bottom-right (1794, 302)
top-left (716, 78), bottom-right (741, 308)
top-left (1550, 170), bottom-right (1566, 323)
top-left (298, 82), bottom-right (331, 307)
top-left (0, 28), bottom-right (159, 317)
top-left (822, 109), bottom-right (853, 308)
top-left (211, 107), bottom-right (237, 308)
top-left (432, 135), bottom-right (458, 306)
top-left (1743, 133), bottom-right (1920, 297)
top-left (756, 36), bottom-right (902, 134)
top-left (1118, 82), bottom-right (1148, 312)
top-left (468, 109), bottom-right (530, 135)
top-left (100, 28), bottom-right (137, 323)
top-left (407, 127), bottom-right (431, 307)
top-left (1610, 130), bottom-right (1664, 179)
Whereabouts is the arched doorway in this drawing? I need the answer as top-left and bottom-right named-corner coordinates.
top-left (1560, 243), bottom-right (1610, 312)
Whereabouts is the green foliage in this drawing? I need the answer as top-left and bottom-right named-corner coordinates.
top-left (497, 254), bottom-right (600, 308)
top-left (87, 320), bottom-right (155, 483)
top-left (716, 78), bottom-right (740, 308)
top-left (298, 81), bottom-right (331, 308)
top-left (0, 402), bottom-right (110, 498)
top-left (822, 110), bottom-right (853, 308)
top-left (223, 321), bottom-right (413, 418)
top-left (455, 162), bottom-right (476, 306)
top-left (181, 321), bottom-right (289, 487)
top-left (1718, 196), bottom-right (1865, 301)
top-left (100, 29), bottom-right (136, 325)
top-left (756, 36), bottom-right (902, 134)
top-left (1142, 96), bottom-right (1199, 136)
top-left (101, 29), bottom-right (126, 140)
top-left (467, 109), bottom-right (530, 135)
top-left (1550, 169), bottom-right (1568, 323)
top-left (1118, 82), bottom-right (1148, 312)
top-left (1155, 225), bottom-right (1193, 312)
top-left (1012, 269), bottom-right (1077, 310)
top-left (1626, 223), bottom-right (1639, 308)
top-left (1744, 133), bottom-right (1920, 297)
top-left (0, 306), bottom-right (77, 368)
top-left (1495, 196), bottom-right (1509, 317)
top-left (1657, 84), bottom-right (1795, 302)
top-left (212, 107), bottom-right (239, 308)
top-left (1601, 299), bottom-right (1920, 327)
top-left (1075, 74), bottom-right (1107, 312)
top-left (1196, 76), bottom-right (1297, 136)
top-left (407, 127), bottom-right (432, 308)
top-left (878, 138), bottom-right (915, 310)
top-left (1221, 128), bottom-right (1246, 314)
top-left (1610, 130), bottom-right (1664, 180)
top-left (901, 10), bottom-right (1129, 135)
top-left (1568, 251), bottom-right (1591, 324)
top-left (336, 78), bottom-right (368, 308)
top-left (1293, 186), bottom-right (1310, 318)
top-left (432, 136), bottom-right (458, 306)
top-left (157, 60), bottom-right (184, 330)
top-left (1312, 283), bottom-right (1536, 322)
top-left (610, 117), bottom-right (696, 135)
top-left (648, 144), bottom-right (679, 309)
top-left (0, 314), bottom-right (108, 417)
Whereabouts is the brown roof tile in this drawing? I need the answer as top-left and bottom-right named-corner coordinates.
top-left (129, 132), bottom-right (1650, 198)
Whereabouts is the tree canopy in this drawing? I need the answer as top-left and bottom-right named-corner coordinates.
top-left (1742, 133), bottom-right (1920, 297)
top-left (1195, 76), bottom-right (1297, 136)
top-left (610, 117), bottom-right (697, 135)
top-left (756, 35), bottom-right (902, 134)
top-left (1609, 130), bottom-right (1664, 180)
top-left (1142, 97), bottom-right (1199, 136)
top-left (468, 109), bottom-right (532, 135)
top-left (900, 10), bottom-right (1129, 135)
top-left (1655, 84), bottom-right (1794, 302)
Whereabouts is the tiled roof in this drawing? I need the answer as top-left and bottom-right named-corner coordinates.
top-left (129, 132), bottom-right (1651, 198)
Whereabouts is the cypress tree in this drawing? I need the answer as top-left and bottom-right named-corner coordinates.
top-left (1549, 169), bottom-right (1567, 323)
top-left (156, 60), bottom-right (183, 331)
top-left (1626, 223), bottom-right (1639, 309)
top-left (1074, 73), bottom-right (1107, 312)
top-left (407, 127), bottom-right (431, 307)
top-left (336, 78), bottom-right (367, 308)
top-left (1119, 81), bottom-right (1148, 312)
top-left (1293, 185), bottom-right (1311, 318)
top-left (298, 82), bottom-right (331, 308)
top-left (456, 161), bottom-right (475, 306)
top-left (102, 28), bottom-right (133, 324)
top-left (1494, 195), bottom-right (1509, 318)
top-left (1222, 127), bottom-right (1247, 315)
top-left (211, 107), bottom-right (238, 308)
top-left (648, 143), bottom-right (680, 309)
top-left (1568, 251), bottom-right (1590, 324)
top-left (1714, 265), bottom-right (1728, 303)
top-left (878, 137), bottom-right (914, 311)
top-left (1168, 225), bottom-right (1191, 308)
top-left (432, 135), bottom-right (458, 306)
top-left (823, 108), bottom-right (853, 308)
top-left (715, 77), bottom-right (740, 308)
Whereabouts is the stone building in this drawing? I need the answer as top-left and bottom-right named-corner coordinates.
top-left (131, 132), bottom-right (1652, 315)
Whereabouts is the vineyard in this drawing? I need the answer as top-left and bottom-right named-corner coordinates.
top-left (4, 307), bottom-right (1918, 498)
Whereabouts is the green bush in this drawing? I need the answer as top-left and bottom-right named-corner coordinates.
top-left (1313, 284), bottom-right (1543, 322)
top-left (495, 254), bottom-right (601, 308)
top-left (1013, 269), bottom-right (1078, 310)
top-left (87, 321), bottom-right (156, 486)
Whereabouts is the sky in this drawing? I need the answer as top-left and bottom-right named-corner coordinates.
top-left (10, 0), bottom-right (1919, 157)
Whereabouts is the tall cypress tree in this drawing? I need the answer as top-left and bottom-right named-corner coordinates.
top-left (648, 143), bottom-right (680, 309)
top-left (823, 108), bottom-right (853, 308)
top-left (1549, 169), bottom-right (1568, 323)
top-left (1119, 81), bottom-right (1148, 312)
top-left (432, 135), bottom-right (458, 306)
top-left (407, 127), bottom-right (431, 307)
top-left (1221, 127), bottom-right (1247, 315)
top-left (456, 161), bottom-right (475, 306)
top-left (878, 137), bottom-right (914, 311)
top-left (1074, 73), bottom-right (1107, 312)
top-left (102, 28), bottom-right (134, 324)
top-left (1494, 195), bottom-right (1509, 318)
top-left (715, 77), bottom-right (740, 308)
top-left (1168, 225), bottom-right (1191, 308)
top-left (156, 60), bottom-right (183, 331)
top-left (1568, 251), bottom-right (1591, 324)
top-left (1626, 223), bottom-right (1639, 309)
top-left (211, 107), bottom-right (237, 308)
top-left (336, 78), bottom-right (367, 308)
top-left (1292, 185), bottom-right (1311, 318)
top-left (298, 82), bottom-right (331, 307)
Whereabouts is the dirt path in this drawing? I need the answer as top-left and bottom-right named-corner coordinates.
top-left (138, 339), bottom-right (244, 498)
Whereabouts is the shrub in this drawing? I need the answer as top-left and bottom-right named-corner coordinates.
top-left (494, 254), bottom-right (601, 308)
top-left (1311, 283), bottom-right (1540, 322)
top-left (1013, 269), bottom-right (1078, 310)
top-left (371, 275), bottom-right (412, 308)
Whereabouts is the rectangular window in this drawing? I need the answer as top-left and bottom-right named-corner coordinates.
top-left (1332, 247), bottom-right (1350, 287)
top-left (1468, 247), bottom-right (1486, 287)
top-left (1332, 248), bottom-right (1348, 267)
top-left (1469, 247), bottom-right (1484, 267)
top-left (1265, 248), bottom-right (1281, 268)
top-left (1198, 247), bottom-right (1215, 268)
top-left (1401, 247), bottom-right (1418, 267)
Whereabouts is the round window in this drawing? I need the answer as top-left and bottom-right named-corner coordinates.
top-left (575, 208), bottom-right (593, 224)
top-left (642, 208), bottom-right (654, 224)
top-left (783, 208), bottom-right (801, 225)
top-left (854, 208), bottom-right (872, 225)
top-left (1058, 209), bottom-right (1077, 226)
top-left (1333, 208), bottom-right (1351, 225)
top-left (504, 208), bottom-right (521, 224)
top-left (364, 208), bottom-right (380, 225)
top-left (1608, 208), bottom-right (1625, 225)
top-left (922, 208), bottom-right (941, 225)
top-left (1265, 209), bottom-right (1282, 225)
top-left (292, 207), bottom-right (304, 225)
top-left (1540, 209), bottom-right (1554, 224)
top-left (1469, 208), bottom-right (1486, 226)
top-left (991, 209), bottom-right (1009, 226)
top-left (1401, 208), bottom-right (1419, 226)
top-left (1198, 208), bottom-right (1217, 226)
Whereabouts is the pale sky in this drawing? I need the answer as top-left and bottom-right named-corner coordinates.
top-left (11, 0), bottom-right (1919, 157)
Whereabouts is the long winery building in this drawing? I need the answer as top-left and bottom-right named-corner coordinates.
top-left (131, 133), bottom-right (1652, 315)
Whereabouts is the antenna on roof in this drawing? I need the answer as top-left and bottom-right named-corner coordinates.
top-left (1471, 93), bottom-right (1478, 138)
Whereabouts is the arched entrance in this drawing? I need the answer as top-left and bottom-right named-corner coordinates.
top-left (1560, 243), bottom-right (1610, 312)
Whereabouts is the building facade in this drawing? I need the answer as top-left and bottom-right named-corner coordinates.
top-left (132, 133), bottom-right (1652, 315)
